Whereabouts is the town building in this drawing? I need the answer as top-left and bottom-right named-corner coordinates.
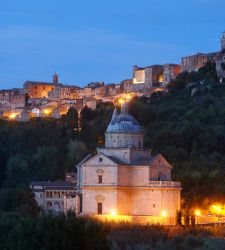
top-left (30, 179), bottom-right (77, 214)
top-left (83, 96), bottom-right (98, 110)
top-left (221, 31), bottom-right (225, 51)
top-left (181, 53), bottom-right (210, 72)
top-left (76, 103), bottom-right (181, 222)
top-left (216, 52), bottom-right (225, 81)
top-left (163, 64), bottom-right (181, 85)
top-left (24, 74), bottom-right (63, 99)
top-left (48, 85), bottom-right (80, 100)
top-left (10, 94), bottom-right (25, 109)
top-left (133, 65), bottom-right (164, 87)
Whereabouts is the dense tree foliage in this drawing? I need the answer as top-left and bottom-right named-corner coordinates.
top-left (0, 213), bottom-right (109, 250)
top-left (0, 103), bottom-right (113, 189)
top-left (1, 64), bottom-right (225, 210)
top-left (129, 67), bottom-right (225, 207)
top-left (0, 189), bottom-right (39, 217)
top-left (1, 215), bottom-right (225, 250)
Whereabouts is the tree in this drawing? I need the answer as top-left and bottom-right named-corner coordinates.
top-left (176, 210), bottom-right (182, 226)
top-left (66, 140), bottom-right (88, 171)
top-left (63, 107), bottom-right (79, 138)
top-left (5, 154), bottom-right (28, 188)
top-left (0, 189), bottom-right (39, 217)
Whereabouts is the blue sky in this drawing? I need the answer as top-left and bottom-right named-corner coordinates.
top-left (0, 0), bottom-right (225, 88)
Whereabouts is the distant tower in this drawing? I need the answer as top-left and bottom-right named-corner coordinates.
top-left (132, 65), bottom-right (138, 78)
top-left (53, 72), bottom-right (59, 84)
top-left (221, 32), bottom-right (225, 51)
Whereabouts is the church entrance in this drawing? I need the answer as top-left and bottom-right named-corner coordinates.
top-left (97, 203), bottom-right (102, 214)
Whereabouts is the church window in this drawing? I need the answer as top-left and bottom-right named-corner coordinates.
top-left (153, 204), bottom-right (156, 208)
top-left (97, 202), bottom-right (103, 214)
top-left (99, 157), bottom-right (103, 162)
top-left (98, 175), bottom-right (103, 184)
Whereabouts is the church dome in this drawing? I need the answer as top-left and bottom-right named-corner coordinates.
top-left (106, 110), bottom-right (143, 133)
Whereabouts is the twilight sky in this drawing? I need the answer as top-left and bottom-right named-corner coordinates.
top-left (0, 0), bottom-right (225, 89)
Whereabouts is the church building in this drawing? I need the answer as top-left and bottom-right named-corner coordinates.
top-left (76, 103), bottom-right (181, 221)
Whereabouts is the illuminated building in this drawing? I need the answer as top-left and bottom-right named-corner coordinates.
top-left (132, 65), bottom-right (164, 87)
top-left (163, 64), bottom-right (181, 85)
top-left (23, 74), bottom-right (63, 99)
top-left (30, 181), bottom-right (77, 214)
top-left (77, 103), bottom-right (181, 221)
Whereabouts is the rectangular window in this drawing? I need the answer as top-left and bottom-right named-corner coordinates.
top-left (98, 175), bottom-right (102, 184)
top-left (97, 203), bottom-right (102, 214)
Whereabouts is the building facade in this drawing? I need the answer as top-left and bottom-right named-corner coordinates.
top-left (221, 32), bottom-right (225, 51)
top-left (30, 181), bottom-right (77, 213)
top-left (24, 81), bottom-right (58, 99)
top-left (216, 52), bottom-right (225, 80)
top-left (163, 64), bottom-right (181, 85)
top-left (181, 53), bottom-right (210, 72)
top-left (133, 65), bottom-right (164, 87)
top-left (77, 104), bottom-right (181, 220)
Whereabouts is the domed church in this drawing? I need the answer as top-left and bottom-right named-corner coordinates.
top-left (76, 103), bottom-right (181, 222)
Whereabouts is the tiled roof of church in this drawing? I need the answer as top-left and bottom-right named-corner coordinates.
top-left (106, 106), bottom-right (144, 133)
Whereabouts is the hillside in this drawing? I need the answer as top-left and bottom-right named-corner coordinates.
top-left (1, 62), bottom-right (225, 210)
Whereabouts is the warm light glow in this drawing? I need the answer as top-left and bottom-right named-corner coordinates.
top-left (158, 74), bottom-right (164, 83)
top-left (43, 109), bottom-right (52, 116)
top-left (160, 210), bottom-right (167, 217)
top-left (8, 113), bottom-right (18, 119)
top-left (114, 93), bottom-right (136, 106)
top-left (195, 209), bottom-right (201, 216)
top-left (210, 204), bottom-right (225, 216)
top-left (118, 98), bottom-right (125, 105)
top-left (111, 210), bottom-right (117, 217)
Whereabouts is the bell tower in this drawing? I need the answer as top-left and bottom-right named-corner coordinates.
top-left (221, 32), bottom-right (225, 51)
top-left (53, 72), bottom-right (59, 84)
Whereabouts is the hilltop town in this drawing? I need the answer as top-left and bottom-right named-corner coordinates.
top-left (1, 32), bottom-right (225, 121)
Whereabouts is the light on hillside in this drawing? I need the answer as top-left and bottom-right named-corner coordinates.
top-left (160, 210), bottom-right (167, 217)
top-left (9, 113), bottom-right (18, 119)
top-left (195, 209), bottom-right (201, 216)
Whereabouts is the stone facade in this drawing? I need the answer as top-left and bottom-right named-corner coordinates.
top-left (181, 53), bottom-right (209, 72)
top-left (221, 32), bottom-right (225, 51)
top-left (77, 104), bottom-right (181, 220)
top-left (133, 65), bottom-right (164, 87)
top-left (163, 64), bottom-right (181, 85)
top-left (30, 181), bottom-right (77, 214)
top-left (24, 81), bottom-right (57, 99)
top-left (216, 52), bottom-right (225, 80)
